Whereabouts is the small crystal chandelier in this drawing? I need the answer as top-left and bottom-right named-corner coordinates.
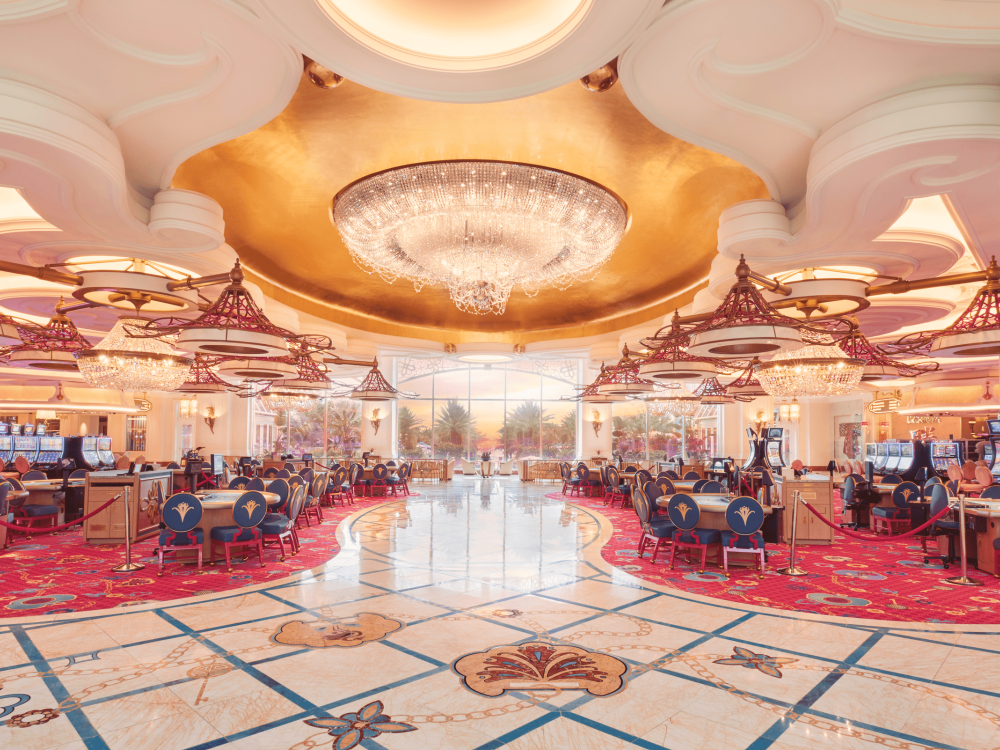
top-left (646, 383), bottom-right (701, 417)
top-left (6, 300), bottom-right (91, 371)
top-left (259, 390), bottom-right (319, 412)
top-left (76, 317), bottom-right (192, 392)
top-left (756, 337), bottom-right (864, 397)
top-left (598, 345), bottom-right (656, 396)
top-left (179, 397), bottom-right (198, 418)
top-left (333, 161), bottom-right (628, 315)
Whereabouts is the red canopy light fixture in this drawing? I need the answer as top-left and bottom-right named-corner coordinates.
top-left (837, 323), bottom-right (939, 381)
top-left (175, 354), bottom-right (231, 394)
top-left (693, 376), bottom-right (735, 405)
top-left (597, 345), bottom-right (656, 396)
top-left (725, 360), bottom-right (768, 401)
top-left (637, 324), bottom-right (720, 381)
top-left (345, 359), bottom-right (416, 402)
top-left (5, 300), bottom-right (91, 371)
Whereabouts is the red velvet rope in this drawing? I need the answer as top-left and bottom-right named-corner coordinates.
top-left (798, 498), bottom-right (952, 542)
top-left (0, 492), bottom-right (122, 534)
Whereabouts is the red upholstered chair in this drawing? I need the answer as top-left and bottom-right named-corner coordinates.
top-left (964, 465), bottom-right (995, 496)
top-left (946, 463), bottom-right (963, 485)
top-left (962, 462), bottom-right (978, 482)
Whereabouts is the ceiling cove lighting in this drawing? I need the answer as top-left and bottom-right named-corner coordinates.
top-left (333, 160), bottom-right (628, 315)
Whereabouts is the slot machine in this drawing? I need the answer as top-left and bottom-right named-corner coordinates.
top-left (987, 420), bottom-right (1000, 482)
top-left (0, 422), bottom-right (11, 467)
top-left (764, 427), bottom-right (786, 469)
top-left (12, 434), bottom-right (39, 465)
top-left (884, 443), bottom-right (901, 474)
top-left (930, 441), bottom-right (963, 476)
top-left (895, 441), bottom-right (918, 480)
top-left (96, 436), bottom-right (115, 468)
top-left (65, 436), bottom-right (101, 470)
top-left (742, 427), bottom-right (759, 471)
top-left (874, 443), bottom-right (888, 473)
top-left (864, 443), bottom-right (877, 470)
top-left (35, 436), bottom-right (65, 469)
top-left (82, 436), bottom-right (100, 469)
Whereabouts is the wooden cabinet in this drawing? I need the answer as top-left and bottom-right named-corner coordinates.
top-left (82, 470), bottom-right (171, 545)
top-left (777, 475), bottom-right (835, 545)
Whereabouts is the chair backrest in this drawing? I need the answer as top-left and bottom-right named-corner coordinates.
top-left (662, 469), bottom-right (679, 480)
top-left (0, 482), bottom-right (9, 517)
top-left (246, 477), bottom-right (265, 491)
top-left (624, 465), bottom-right (638, 473)
top-left (882, 474), bottom-right (902, 485)
top-left (606, 466), bottom-right (621, 486)
top-left (975, 465), bottom-right (993, 487)
top-left (632, 487), bottom-right (654, 526)
top-left (267, 478), bottom-right (290, 508)
top-left (692, 479), bottom-right (709, 493)
top-left (683, 471), bottom-right (700, 480)
top-left (372, 463), bottom-right (389, 480)
top-left (981, 485), bottom-right (1000, 500)
top-left (6, 477), bottom-right (24, 491)
top-left (666, 493), bottom-right (700, 531)
top-left (289, 475), bottom-right (306, 489)
top-left (701, 480), bottom-right (725, 493)
top-left (22, 470), bottom-right (45, 481)
top-left (398, 462), bottom-right (410, 480)
top-left (842, 476), bottom-right (856, 505)
top-left (162, 492), bottom-right (203, 533)
top-left (791, 459), bottom-right (804, 472)
top-left (5, 480), bottom-right (24, 510)
top-left (311, 471), bottom-right (327, 499)
top-left (299, 468), bottom-right (314, 482)
top-left (233, 491), bottom-right (268, 529)
top-left (929, 482), bottom-right (951, 516)
top-left (333, 466), bottom-right (349, 486)
top-left (575, 465), bottom-right (590, 481)
top-left (946, 479), bottom-right (960, 496)
top-left (725, 496), bottom-right (765, 537)
top-left (229, 476), bottom-right (250, 490)
top-left (946, 464), bottom-right (963, 482)
top-left (852, 460), bottom-right (865, 476)
top-left (962, 461), bottom-right (978, 481)
top-left (275, 469), bottom-right (291, 478)
top-left (654, 476), bottom-right (675, 496)
top-left (926, 475), bottom-right (942, 486)
top-left (115, 454), bottom-right (130, 470)
top-left (892, 481), bottom-right (919, 509)
top-left (283, 462), bottom-right (296, 472)
top-left (70, 469), bottom-right (88, 478)
top-left (287, 484), bottom-right (307, 523)
top-left (166, 462), bottom-right (181, 470)
top-left (636, 469), bottom-right (652, 486)
top-left (263, 467), bottom-right (278, 478)
top-left (386, 460), bottom-right (396, 467)
top-left (559, 461), bottom-right (570, 480)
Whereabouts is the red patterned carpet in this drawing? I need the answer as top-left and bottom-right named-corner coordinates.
top-left (0, 494), bottom-right (411, 618)
top-left (552, 490), bottom-right (1000, 625)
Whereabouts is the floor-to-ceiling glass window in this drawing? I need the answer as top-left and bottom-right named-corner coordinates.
top-left (395, 358), bottom-right (582, 460)
top-left (612, 403), bottom-right (722, 463)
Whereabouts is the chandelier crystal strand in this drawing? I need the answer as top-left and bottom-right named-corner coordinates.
top-left (756, 338), bottom-right (864, 398)
top-left (76, 317), bottom-right (192, 392)
top-left (333, 161), bottom-right (628, 315)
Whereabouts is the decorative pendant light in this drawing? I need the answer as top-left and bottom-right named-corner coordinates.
top-left (176, 355), bottom-right (230, 394)
top-left (76, 317), bottom-right (192, 392)
top-left (693, 377), bottom-right (735, 405)
top-left (725, 360), bottom-right (768, 402)
top-left (885, 257), bottom-right (1000, 357)
top-left (838, 324), bottom-right (939, 381)
top-left (685, 256), bottom-right (805, 357)
top-left (0, 311), bottom-right (22, 346)
top-left (756, 337), bottom-right (864, 397)
top-left (574, 364), bottom-right (628, 403)
top-left (144, 261), bottom-right (290, 357)
top-left (597, 345), bottom-right (656, 396)
top-left (778, 399), bottom-right (801, 423)
top-left (6, 300), bottom-right (91, 371)
top-left (348, 359), bottom-right (412, 401)
top-left (259, 389), bottom-right (320, 412)
top-left (638, 324), bottom-right (719, 381)
top-left (216, 356), bottom-right (299, 382)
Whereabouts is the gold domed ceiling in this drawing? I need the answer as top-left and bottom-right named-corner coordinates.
top-left (172, 74), bottom-right (768, 344)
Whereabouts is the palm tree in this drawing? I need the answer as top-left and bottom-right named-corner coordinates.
top-left (397, 406), bottom-right (424, 452)
top-left (502, 401), bottom-right (552, 458)
top-left (328, 400), bottom-right (361, 456)
top-left (435, 399), bottom-right (474, 457)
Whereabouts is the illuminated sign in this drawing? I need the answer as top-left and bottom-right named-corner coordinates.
top-left (867, 398), bottom-right (901, 415)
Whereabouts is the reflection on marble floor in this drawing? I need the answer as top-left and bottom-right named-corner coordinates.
top-left (2, 477), bottom-right (1000, 749)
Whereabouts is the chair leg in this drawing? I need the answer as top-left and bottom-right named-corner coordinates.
top-left (224, 542), bottom-right (232, 573)
top-left (210, 541), bottom-right (216, 566)
top-left (276, 535), bottom-right (285, 562)
top-left (197, 547), bottom-right (203, 572)
top-left (651, 538), bottom-right (664, 564)
top-left (257, 539), bottom-right (265, 568)
top-left (668, 539), bottom-right (677, 570)
top-left (637, 533), bottom-right (646, 558)
top-left (700, 544), bottom-right (707, 574)
top-left (723, 546), bottom-right (729, 577)
top-left (758, 549), bottom-right (765, 579)
top-left (158, 546), bottom-right (165, 577)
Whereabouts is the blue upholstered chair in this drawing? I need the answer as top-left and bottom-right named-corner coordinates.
top-left (0, 483), bottom-right (11, 550)
top-left (369, 464), bottom-right (389, 498)
top-left (881, 474), bottom-right (903, 485)
top-left (21, 470), bottom-right (45, 481)
top-left (283, 462), bottom-right (297, 472)
top-left (721, 496), bottom-right (767, 578)
top-left (576, 465), bottom-right (602, 498)
top-left (299, 467), bottom-right (314, 483)
top-left (262, 484), bottom-right (304, 561)
top-left (157, 492), bottom-right (204, 576)
top-left (924, 483), bottom-right (967, 568)
top-left (683, 471), bottom-right (700, 480)
top-left (246, 477), bottom-right (265, 491)
top-left (561, 462), bottom-right (580, 495)
top-left (70, 469), bottom-right (88, 479)
top-left (229, 476), bottom-right (250, 490)
top-left (10, 474), bottom-right (57, 533)
top-left (946, 479), bottom-right (961, 497)
top-left (633, 487), bottom-right (676, 563)
top-left (661, 470), bottom-right (680, 480)
top-left (635, 469), bottom-right (653, 488)
top-left (263, 467), bottom-right (279, 479)
top-left (692, 479), bottom-right (709, 493)
top-left (265, 478), bottom-right (290, 515)
top-left (872, 481), bottom-right (917, 536)
top-left (328, 466), bottom-right (350, 505)
top-left (604, 466), bottom-right (629, 508)
top-left (384, 464), bottom-right (404, 496)
top-left (667, 493), bottom-right (721, 572)
top-left (301, 471), bottom-right (327, 525)
top-left (210, 490), bottom-right (267, 572)
top-left (275, 469), bottom-right (291, 479)
top-left (840, 475), bottom-right (863, 530)
top-left (980, 485), bottom-right (1000, 500)
top-left (350, 462), bottom-right (367, 497)
top-left (701, 480), bottom-right (725, 494)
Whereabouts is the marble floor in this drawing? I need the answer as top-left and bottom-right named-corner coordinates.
top-left (2, 477), bottom-right (999, 750)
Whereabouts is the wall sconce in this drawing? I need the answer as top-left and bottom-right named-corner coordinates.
top-left (370, 407), bottom-right (381, 436)
top-left (592, 409), bottom-right (603, 438)
top-left (180, 397), bottom-right (197, 419)
top-left (778, 399), bottom-right (800, 424)
top-left (203, 405), bottom-right (216, 434)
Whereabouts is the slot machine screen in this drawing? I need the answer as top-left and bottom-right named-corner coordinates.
top-left (22, 424), bottom-right (34, 436)
top-left (97, 437), bottom-right (112, 451)
top-left (875, 443), bottom-right (888, 469)
top-left (14, 436), bottom-right (34, 451)
top-left (900, 443), bottom-right (914, 465)
top-left (10, 423), bottom-right (22, 435)
top-left (768, 427), bottom-right (783, 439)
top-left (39, 437), bottom-right (61, 452)
top-left (35, 423), bottom-right (46, 436)
top-left (886, 443), bottom-right (901, 471)
top-left (989, 419), bottom-right (1000, 436)
top-left (0, 423), bottom-right (9, 435)
top-left (866, 444), bottom-right (876, 459)
top-left (0, 436), bottom-right (11, 454)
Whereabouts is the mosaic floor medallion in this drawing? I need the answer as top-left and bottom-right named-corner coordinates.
top-left (271, 613), bottom-right (404, 648)
top-left (453, 642), bottom-right (629, 697)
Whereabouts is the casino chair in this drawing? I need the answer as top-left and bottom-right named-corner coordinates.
top-left (633, 486), bottom-right (676, 564)
top-left (262, 484), bottom-right (305, 561)
top-left (299, 467), bottom-right (315, 483)
top-left (624, 465), bottom-right (638, 473)
top-left (790, 459), bottom-right (805, 478)
top-left (692, 479), bottom-right (709, 493)
top-left (246, 477), bottom-right (265, 491)
top-left (683, 471), bottom-right (700, 480)
top-left (263, 467), bottom-right (279, 479)
top-left (604, 466), bottom-right (629, 508)
top-left (560, 462), bottom-right (579, 495)
top-left (265, 478), bottom-right (290, 516)
top-left (157, 492), bottom-right (205, 576)
top-left (661, 470), bottom-right (680, 480)
top-left (301, 471), bottom-right (327, 525)
top-left (10, 476), bottom-right (58, 534)
top-left (962, 465), bottom-right (994, 496)
top-left (386, 463), bottom-right (406, 496)
top-left (69, 469), bottom-right (88, 479)
top-left (368, 463), bottom-right (390, 499)
top-left (924, 483), bottom-right (967, 569)
top-left (652, 476), bottom-right (675, 500)
top-left (946, 463), bottom-right (963, 487)
top-left (667, 494), bottom-right (721, 572)
top-left (881, 474), bottom-right (903, 485)
top-left (327, 466), bottom-right (351, 506)
top-left (576, 465), bottom-right (603, 498)
top-left (21, 470), bottom-right (45, 481)
top-left (0, 483), bottom-right (11, 550)
top-left (946, 479), bottom-right (961, 496)
top-left (283, 462), bottom-right (297, 473)
top-left (229, 476), bottom-right (250, 490)
top-left (210, 490), bottom-right (268, 573)
top-left (872, 481), bottom-right (918, 536)
top-left (635, 469), bottom-right (653, 488)
top-left (839, 475), bottom-right (864, 530)
top-left (701, 480), bottom-right (725, 493)
top-left (350, 462), bottom-right (368, 497)
top-left (166, 462), bottom-right (181, 470)
top-left (721, 496), bottom-right (767, 578)
top-left (981, 486), bottom-right (1000, 500)
top-left (275, 469), bottom-right (291, 479)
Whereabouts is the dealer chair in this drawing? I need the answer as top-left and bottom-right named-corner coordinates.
top-left (327, 466), bottom-right (351, 506)
top-left (981, 485), bottom-right (1000, 500)
top-left (635, 469), bottom-right (653, 487)
top-left (924, 483), bottom-right (968, 568)
top-left (275, 469), bottom-right (291, 479)
top-left (262, 483), bottom-right (304, 561)
top-left (667, 493), bottom-right (721, 573)
top-left (262, 467), bottom-right (279, 479)
top-left (701, 480), bottom-right (725, 493)
top-left (840, 475), bottom-right (864, 530)
top-left (301, 471), bottom-right (327, 525)
top-left (265, 478), bottom-right (290, 515)
top-left (561, 462), bottom-right (579, 495)
top-left (210, 490), bottom-right (267, 573)
top-left (881, 474), bottom-right (903, 485)
top-left (692, 479), bottom-right (709, 493)
top-left (21, 470), bottom-right (45, 481)
top-left (660, 470), bottom-right (680, 480)
top-left (683, 471), bottom-right (700, 480)
top-left (229, 476), bottom-right (250, 490)
top-left (634, 486), bottom-right (676, 564)
top-left (872, 481), bottom-right (917, 536)
top-left (246, 477), bottom-right (265, 491)
top-left (576, 465), bottom-right (603, 498)
top-left (721, 496), bottom-right (767, 578)
top-left (157, 492), bottom-right (205, 576)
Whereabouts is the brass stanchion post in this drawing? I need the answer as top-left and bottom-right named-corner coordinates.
top-left (778, 491), bottom-right (808, 576)
top-left (111, 488), bottom-right (144, 572)
top-left (944, 494), bottom-right (982, 586)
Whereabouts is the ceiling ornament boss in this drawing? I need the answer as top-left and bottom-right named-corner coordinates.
top-left (332, 161), bottom-right (628, 315)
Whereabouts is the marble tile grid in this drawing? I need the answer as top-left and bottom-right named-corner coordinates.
top-left (2, 477), bottom-right (1000, 750)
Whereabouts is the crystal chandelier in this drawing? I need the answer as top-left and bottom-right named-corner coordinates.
top-left (646, 384), bottom-right (701, 417)
top-left (76, 317), bottom-right (192, 392)
top-left (838, 323), bottom-right (938, 380)
top-left (332, 161), bottom-right (628, 315)
top-left (778, 400), bottom-right (801, 423)
top-left (756, 338), bottom-right (864, 397)
top-left (259, 390), bottom-right (319, 412)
